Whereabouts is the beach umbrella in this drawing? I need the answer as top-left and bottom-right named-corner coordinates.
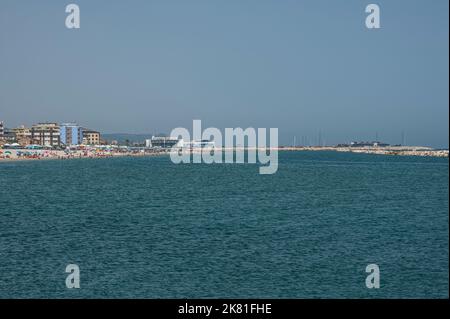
top-left (4, 151), bottom-right (12, 155)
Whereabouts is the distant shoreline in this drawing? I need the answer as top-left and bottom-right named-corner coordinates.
top-left (1, 146), bottom-right (448, 163)
top-left (278, 146), bottom-right (449, 158)
top-left (0, 149), bottom-right (164, 163)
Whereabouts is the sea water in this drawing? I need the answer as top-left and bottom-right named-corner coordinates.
top-left (0, 151), bottom-right (448, 298)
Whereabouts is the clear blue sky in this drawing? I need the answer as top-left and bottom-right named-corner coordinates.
top-left (0, 0), bottom-right (448, 147)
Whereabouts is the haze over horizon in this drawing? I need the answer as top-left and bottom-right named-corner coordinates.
top-left (1, 0), bottom-right (448, 148)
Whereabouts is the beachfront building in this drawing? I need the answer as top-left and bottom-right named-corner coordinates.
top-left (12, 126), bottom-right (31, 139)
top-left (11, 125), bottom-right (39, 146)
top-left (60, 123), bottom-right (83, 146)
top-left (145, 136), bottom-right (181, 148)
top-left (82, 130), bottom-right (101, 145)
top-left (2, 127), bottom-right (17, 143)
top-left (31, 123), bottom-right (61, 147)
top-left (0, 121), bottom-right (5, 147)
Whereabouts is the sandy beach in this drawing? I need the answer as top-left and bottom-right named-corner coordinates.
top-left (1, 146), bottom-right (448, 163)
top-left (0, 148), bottom-right (167, 162)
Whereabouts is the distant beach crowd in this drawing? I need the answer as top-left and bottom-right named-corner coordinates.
top-left (1, 145), bottom-right (448, 162)
top-left (0, 149), bottom-right (159, 162)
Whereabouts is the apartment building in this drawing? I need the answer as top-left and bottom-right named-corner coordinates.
top-left (60, 123), bottom-right (83, 146)
top-left (0, 121), bottom-right (4, 139)
top-left (31, 123), bottom-right (61, 147)
top-left (82, 130), bottom-right (101, 145)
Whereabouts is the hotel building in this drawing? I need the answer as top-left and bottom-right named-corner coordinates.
top-left (31, 123), bottom-right (61, 147)
top-left (82, 130), bottom-right (101, 145)
top-left (60, 123), bottom-right (83, 146)
top-left (11, 125), bottom-right (38, 146)
top-left (12, 125), bottom-right (31, 139)
top-left (0, 121), bottom-right (4, 139)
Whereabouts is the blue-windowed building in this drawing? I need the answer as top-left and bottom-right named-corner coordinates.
top-left (60, 123), bottom-right (83, 146)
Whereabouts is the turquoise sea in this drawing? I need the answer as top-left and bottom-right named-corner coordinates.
top-left (0, 151), bottom-right (448, 298)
